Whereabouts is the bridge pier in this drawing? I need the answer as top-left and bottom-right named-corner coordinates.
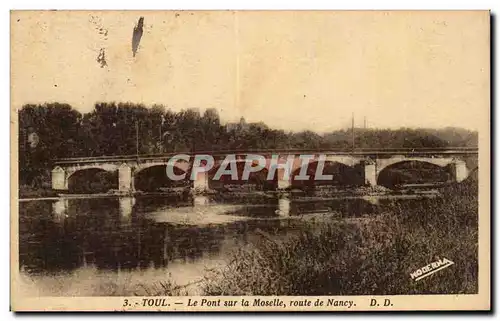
top-left (193, 172), bottom-right (210, 193)
top-left (276, 168), bottom-right (291, 190)
top-left (278, 178), bottom-right (291, 190)
top-left (364, 162), bottom-right (378, 186)
top-left (51, 166), bottom-right (68, 190)
top-left (118, 164), bottom-right (133, 192)
top-left (454, 160), bottom-right (469, 182)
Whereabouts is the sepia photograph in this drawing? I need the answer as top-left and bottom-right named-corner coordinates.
top-left (10, 10), bottom-right (490, 311)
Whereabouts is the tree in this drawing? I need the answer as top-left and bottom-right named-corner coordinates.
top-left (17, 102), bottom-right (478, 188)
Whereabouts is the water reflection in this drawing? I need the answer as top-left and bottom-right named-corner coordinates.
top-left (52, 198), bottom-right (68, 223)
top-left (193, 195), bottom-right (209, 206)
top-left (19, 194), bottom-right (401, 277)
top-left (361, 195), bottom-right (380, 205)
top-left (277, 197), bottom-right (291, 217)
top-left (119, 196), bottom-right (135, 225)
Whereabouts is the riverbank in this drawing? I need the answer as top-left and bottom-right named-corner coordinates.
top-left (18, 185), bottom-right (59, 199)
top-left (18, 184), bottom-right (443, 202)
top-left (201, 180), bottom-right (477, 295)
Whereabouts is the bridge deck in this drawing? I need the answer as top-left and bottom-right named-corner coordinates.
top-left (53, 147), bottom-right (478, 165)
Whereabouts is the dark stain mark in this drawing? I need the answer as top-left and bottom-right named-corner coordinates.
top-left (132, 17), bottom-right (144, 57)
top-left (88, 15), bottom-right (110, 68)
top-left (175, 13), bottom-right (180, 18)
top-left (54, 84), bottom-right (58, 87)
top-left (17, 19), bottom-right (20, 22)
top-left (97, 48), bottom-right (107, 68)
top-left (98, 27), bottom-right (108, 39)
top-left (89, 15), bottom-right (109, 41)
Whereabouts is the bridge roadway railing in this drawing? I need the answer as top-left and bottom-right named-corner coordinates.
top-left (53, 147), bottom-right (479, 165)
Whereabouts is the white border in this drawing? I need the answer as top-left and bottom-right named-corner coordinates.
top-left (2, 1), bottom-right (498, 320)
top-left (1, 1), bottom-right (498, 10)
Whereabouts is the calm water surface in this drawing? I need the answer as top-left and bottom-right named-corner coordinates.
top-left (18, 194), bottom-right (419, 296)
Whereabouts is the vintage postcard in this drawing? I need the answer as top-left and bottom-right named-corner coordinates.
top-left (10, 10), bottom-right (490, 311)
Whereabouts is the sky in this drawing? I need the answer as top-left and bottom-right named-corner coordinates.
top-left (11, 11), bottom-right (489, 132)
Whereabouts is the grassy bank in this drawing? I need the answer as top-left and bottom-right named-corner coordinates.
top-left (202, 178), bottom-right (478, 295)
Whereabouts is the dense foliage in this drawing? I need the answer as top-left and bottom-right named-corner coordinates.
top-left (18, 102), bottom-right (478, 187)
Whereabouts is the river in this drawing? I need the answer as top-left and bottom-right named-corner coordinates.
top-left (17, 193), bottom-right (435, 296)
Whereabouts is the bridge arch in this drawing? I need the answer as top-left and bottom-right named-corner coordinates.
top-left (376, 159), bottom-right (454, 188)
top-left (376, 157), bottom-right (455, 173)
top-left (290, 160), bottom-right (364, 190)
top-left (324, 155), bottom-right (362, 167)
top-left (67, 167), bottom-right (118, 193)
top-left (133, 163), bottom-right (191, 192)
top-left (134, 160), bottom-right (191, 175)
top-left (65, 163), bottom-right (119, 179)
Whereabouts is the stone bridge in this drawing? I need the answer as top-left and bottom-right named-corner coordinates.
top-left (51, 148), bottom-right (477, 192)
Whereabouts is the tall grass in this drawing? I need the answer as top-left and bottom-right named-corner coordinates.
top-left (203, 179), bottom-right (478, 295)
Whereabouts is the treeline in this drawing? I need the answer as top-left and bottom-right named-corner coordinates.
top-left (18, 102), bottom-right (478, 187)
